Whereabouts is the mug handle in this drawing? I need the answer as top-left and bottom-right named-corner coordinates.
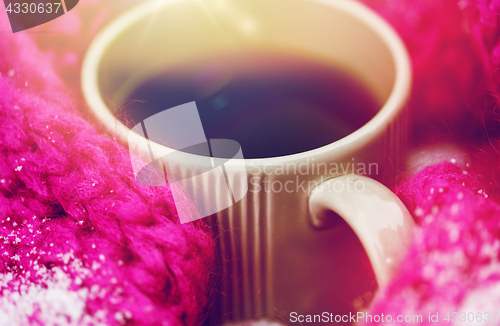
top-left (308, 174), bottom-right (415, 287)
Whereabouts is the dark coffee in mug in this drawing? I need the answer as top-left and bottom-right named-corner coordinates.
top-left (118, 49), bottom-right (379, 159)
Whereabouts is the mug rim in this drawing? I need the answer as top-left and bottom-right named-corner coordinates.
top-left (81, 0), bottom-right (412, 168)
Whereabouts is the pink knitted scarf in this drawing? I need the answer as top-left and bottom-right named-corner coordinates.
top-left (3, 0), bottom-right (500, 325)
top-left (0, 11), bottom-right (214, 326)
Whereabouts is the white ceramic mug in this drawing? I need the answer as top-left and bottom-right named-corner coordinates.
top-left (82, 0), bottom-right (414, 324)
